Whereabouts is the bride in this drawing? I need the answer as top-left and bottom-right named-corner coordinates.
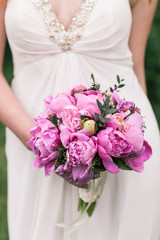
top-left (0, 0), bottom-right (160, 239)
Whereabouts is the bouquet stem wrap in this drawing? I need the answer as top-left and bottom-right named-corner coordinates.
top-left (78, 172), bottom-right (107, 217)
top-left (56, 172), bottom-right (107, 233)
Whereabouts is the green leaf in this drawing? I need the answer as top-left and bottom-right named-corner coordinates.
top-left (104, 99), bottom-right (110, 110)
top-left (81, 115), bottom-right (89, 120)
top-left (87, 201), bottom-right (96, 217)
top-left (98, 122), bottom-right (106, 128)
top-left (59, 117), bottom-right (62, 123)
top-left (106, 109), bottom-right (117, 114)
top-left (99, 117), bottom-right (110, 123)
top-left (113, 158), bottom-right (132, 171)
top-left (118, 84), bottom-right (125, 88)
top-left (77, 198), bottom-right (83, 212)
top-left (94, 112), bottom-right (100, 120)
top-left (81, 200), bottom-right (88, 213)
top-left (110, 87), bottom-right (113, 92)
top-left (91, 73), bottom-right (95, 82)
top-left (96, 99), bottom-right (103, 112)
top-left (52, 115), bottom-right (57, 127)
top-left (117, 75), bottom-right (120, 84)
top-left (103, 118), bottom-right (111, 123)
top-left (95, 84), bottom-right (100, 91)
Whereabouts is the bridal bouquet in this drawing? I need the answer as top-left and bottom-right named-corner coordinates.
top-left (28, 75), bottom-right (152, 218)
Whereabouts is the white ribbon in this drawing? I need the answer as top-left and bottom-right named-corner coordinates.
top-left (56, 172), bottom-right (107, 233)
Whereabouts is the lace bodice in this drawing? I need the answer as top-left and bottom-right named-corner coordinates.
top-left (33, 0), bottom-right (97, 52)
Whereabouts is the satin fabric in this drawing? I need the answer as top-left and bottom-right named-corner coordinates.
top-left (5, 0), bottom-right (160, 239)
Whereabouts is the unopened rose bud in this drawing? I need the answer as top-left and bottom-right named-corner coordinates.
top-left (81, 119), bottom-right (97, 135)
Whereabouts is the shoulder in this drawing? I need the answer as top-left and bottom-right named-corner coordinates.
top-left (130, 0), bottom-right (158, 8)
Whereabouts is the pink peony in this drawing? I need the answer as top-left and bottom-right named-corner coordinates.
top-left (125, 112), bottom-right (143, 130)
top-left (27, 118), bottom-right (60, 176)
top-left (97, 112), bottom-right (152, 173)
top-left (74, 92), bottom-right (104, 119)
top-left (70, 85), bottom-right (87, 95)
top-left (43, 93), bottom-right (76, 116)
top-left (97, 128), bottom-right (132, 173)
top-left (123, 113), bottom-right (144, 153)
top-left (106, 112), bottom-right (126, 131)
top-left (111, 89), bottom-right (123, 106)
top-left (122, 113), bottom-right (152, 172)
top-left (59, 105), bottom-right (81, 131)
top-left (81, 90), bottom-right (101, 96)
top-left (60, 128), bottom-right (97, 181)
top-left (125, 141), bottom-right (152, 172)
top-left (39, 96), bottom-right (54, 118)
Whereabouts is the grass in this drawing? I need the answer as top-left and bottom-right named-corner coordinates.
top-left (0, 42), bottom-right (13, 240)
top-left (0, 122), bottom-right (8, 240)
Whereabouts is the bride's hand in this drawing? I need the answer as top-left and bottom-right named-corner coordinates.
top-left (57, 172), bottom-right (88, 189)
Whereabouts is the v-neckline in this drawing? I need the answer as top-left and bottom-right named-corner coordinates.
top-left (33, 0), bottom-right (97, 52)
top-left (48, 0), bottom-right (85, 32)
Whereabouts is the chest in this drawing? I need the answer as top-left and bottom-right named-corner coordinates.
top-left (5, 0), bottom-right (132, 54)
top-left (49, 0), bottom-right (83, 31)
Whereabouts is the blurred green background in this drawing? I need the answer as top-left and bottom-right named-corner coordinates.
top-left (0, 4), bottom-right (160, 240)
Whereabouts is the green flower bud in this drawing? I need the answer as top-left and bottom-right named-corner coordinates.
top-left (81, 119), bottom-right (97, 135)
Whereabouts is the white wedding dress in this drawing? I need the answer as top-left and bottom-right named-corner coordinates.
top-left (5, 0), bottom-right (160, 239)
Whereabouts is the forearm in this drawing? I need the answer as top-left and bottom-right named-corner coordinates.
top-left (0, 3), bottom-right (33, 147)
top-left (129, 0), bottom-right (158, 95)
top-left (132, 61), bottom-right (147, 95)
top-left (0, 73), bottom-right (34, 148)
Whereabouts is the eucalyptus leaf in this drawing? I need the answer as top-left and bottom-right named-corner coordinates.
top-left (110, 87), bottom-right (113, 92)
top-left (94, 112), bottom-right (100, 120)
top-left (117, 75), bottom-right (120, 84)
top-left (106, 109), bottom-right (117, 114)
top-left (52, 115), bottom-right (58, 127)
top-left (103, 118), bottom-right (111, 123)
top-left (96, 84), bottom-right (100, 91)
top-left (104, 99), bottom-right (110, 110)
top-left (96, 100), bottom-right (103, 112)
top-left (118, 84), bottom-right (125, 88)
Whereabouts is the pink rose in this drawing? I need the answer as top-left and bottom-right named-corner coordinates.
top-left (27, 118), bottom-right (60, 176)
